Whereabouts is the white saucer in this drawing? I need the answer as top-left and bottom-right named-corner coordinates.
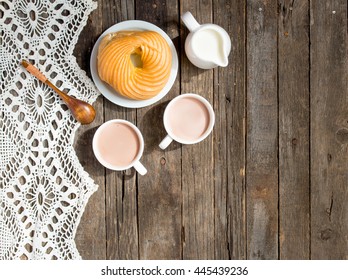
top-left (90, 20), bottom-right (178, 108)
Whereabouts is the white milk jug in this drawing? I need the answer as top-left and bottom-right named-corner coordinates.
top-left (181, 11), bottom-right (231, 69)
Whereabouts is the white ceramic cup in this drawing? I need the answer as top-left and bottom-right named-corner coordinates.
top-left (181, 11), bottom-right (231, 69)
top-left (159, 93), bottom-right (215, 149)
top-left (93, 119), bottom-right (147, 175)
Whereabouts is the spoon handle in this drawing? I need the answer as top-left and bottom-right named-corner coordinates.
top-left (21, 60), bottom-right (68, 100)
top-left (21, 60), bottom-right (48, 83)
top-left (21, 60), bottom-right (96, 124)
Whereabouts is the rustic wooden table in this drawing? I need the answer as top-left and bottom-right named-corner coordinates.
top-left (73, 0), bottom-right (347, 259)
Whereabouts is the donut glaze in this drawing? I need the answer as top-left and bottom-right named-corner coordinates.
top-left (97, 31), bottom-right (172, 100)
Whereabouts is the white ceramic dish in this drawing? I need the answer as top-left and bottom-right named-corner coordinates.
top-left (90, 20), bottom-right (178, 108)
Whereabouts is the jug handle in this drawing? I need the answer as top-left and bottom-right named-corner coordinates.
top-left (181, 12), bottom-right (200, 32)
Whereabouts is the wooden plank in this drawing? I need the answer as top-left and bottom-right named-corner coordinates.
top-left (74, 3), bottom-right (106, 259)
top-left (278, 0), bottom-right (310, 259)
top-left (310, 0), bottom-right (348, 259)
top-left (246, 0), bottom-right (278, 259)
top-left (102, 0), bottom-right (139, 260)
top-left (135, 0), bottom-right (182, 259)
top-left (180, 0), bottom-right (215, 259)
top-left (213, 0), bottom-right (246, 259)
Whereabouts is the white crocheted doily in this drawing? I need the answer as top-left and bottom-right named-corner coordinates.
top-left (0, 0), bottom-right (99, 259)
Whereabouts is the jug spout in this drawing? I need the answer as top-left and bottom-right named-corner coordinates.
top-left (203, 30), bottom-right (230, 68)
top-left (214, 54), bottom-right (229, 67)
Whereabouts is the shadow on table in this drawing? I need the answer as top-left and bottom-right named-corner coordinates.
top-left (105, 166), bottom-right (136, 181)
top-left (75, 125), bottom-right (106, 179)
top-left (139, 100), bottom-right (182, 155)
top-left (103, 98), bottom-right (137, 118)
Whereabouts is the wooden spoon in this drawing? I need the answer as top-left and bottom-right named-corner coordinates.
top-left (21, 60), bottom-right (96, 125)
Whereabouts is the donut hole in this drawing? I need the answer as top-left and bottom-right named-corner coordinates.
top-left (130, 47), bottom-right (143, 68)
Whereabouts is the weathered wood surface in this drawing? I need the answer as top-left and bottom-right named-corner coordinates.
top-left (102, 0), bottom-right (138, 260)
top-left (180, 0), bottom-right (215, 260)
top-left (135, 0), bottom-right (182, 260)
top-left (246, 0), bottom-right (278, 259)
top-left (213, 0), bottom-right (246, 259)
top-left (74, 0), bottom-right (348, 259)
top-left (74, 1), bottom-right (106, 260)
top-left (310, 0), bottom-right (347, 259)
top-left (278, 0), bottom-right (310, 259)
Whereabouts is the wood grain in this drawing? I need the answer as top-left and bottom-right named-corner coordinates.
top-left (102, 0), bottom-right (139, 260)
top-left (310, 0), bottom-right (348, 259)
top-left (278, 0), bottom-right (310, 259)
top-left (70, 0), bottom-right (348, 260)
top-left (180, 0), bottom-right (215, 259)
top-left (246, 0), bottom-right (278, 259)
top-left (135, 0), bottom-right (182, 259)
top-left (213, 0), bottom-right (246, 259)
top-left (74, 3), bottom-right (106, 259)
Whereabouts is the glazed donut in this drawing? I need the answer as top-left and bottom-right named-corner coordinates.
top-left (97, 30), bottom-right (172, 100)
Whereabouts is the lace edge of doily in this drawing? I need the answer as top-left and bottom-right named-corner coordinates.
top-left (70, 0), bottom-right (100, 105)
top-left (65, 0), bottom-right (100, 260)
top-left (70, 173), bottom-right (98, 260)
top-left (0, 0), bottom-right (101, 260)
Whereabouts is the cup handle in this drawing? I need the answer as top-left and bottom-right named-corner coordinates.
top-left (159, 135), bottom-right (173, 150)
top-left (181, 11), bottom-right (200, 32)
top-left (133, 161), bottom-right (147, 176)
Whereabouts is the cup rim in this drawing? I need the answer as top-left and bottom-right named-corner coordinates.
top-left (163, 93), bottom-right (215, 145)
top-left (92, 119), bottom-right (144, 171)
